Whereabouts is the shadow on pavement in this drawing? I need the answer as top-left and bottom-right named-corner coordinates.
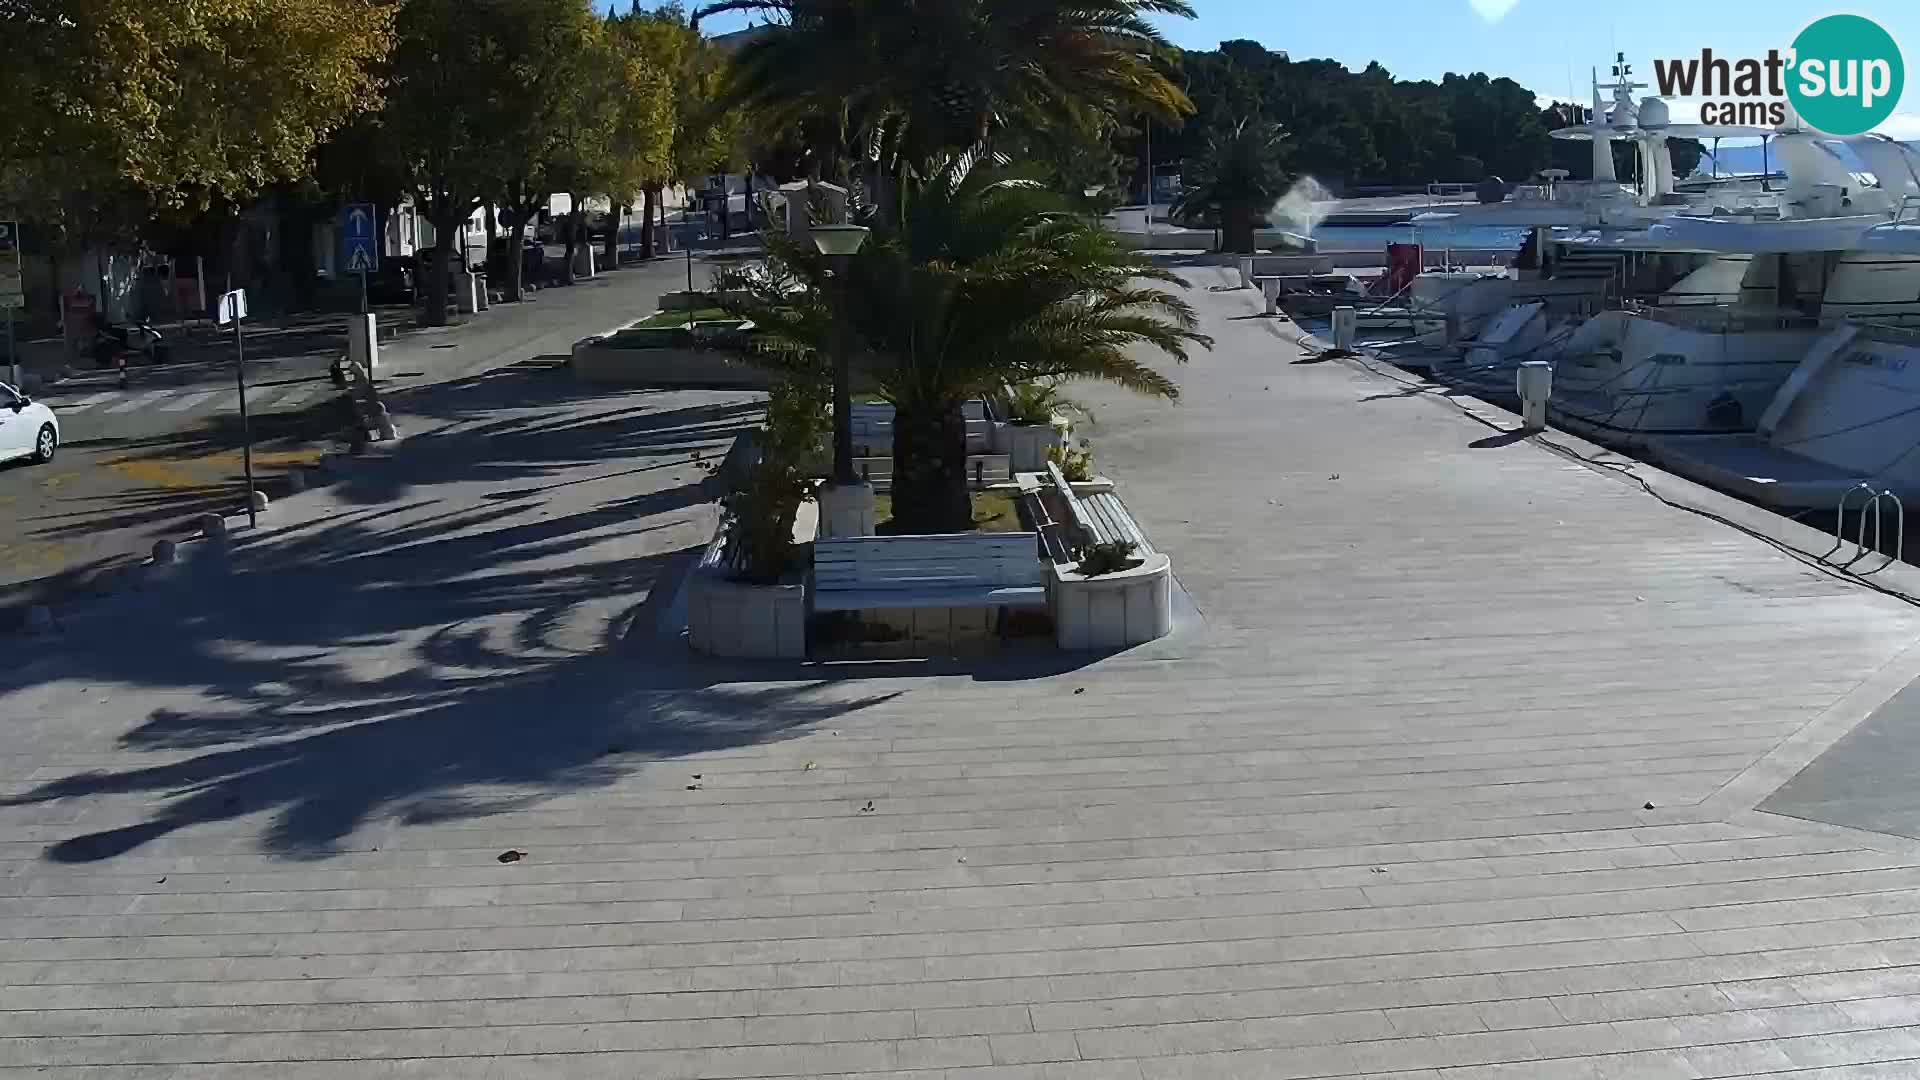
top-left (2, 365), bottom-right (909, 863)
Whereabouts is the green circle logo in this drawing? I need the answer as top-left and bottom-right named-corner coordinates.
top-left (1787, 15), bottom-right (1904, 135)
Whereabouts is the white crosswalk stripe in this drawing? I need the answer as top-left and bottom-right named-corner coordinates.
top-left (56, 391), bottom-right (119, 411)
top-left (269, 385), bottom-right (320, 411)
top-left (102, 389), bottom-right (171, 414)
top-left (159, 389), bottom-right (224, 413)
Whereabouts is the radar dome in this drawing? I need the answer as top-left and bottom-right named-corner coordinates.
top-left (1637, 97), bottom-right (1670, 128)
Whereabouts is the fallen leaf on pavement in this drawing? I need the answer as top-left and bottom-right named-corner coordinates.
top-left (497, 850), bottom-right (526, 864)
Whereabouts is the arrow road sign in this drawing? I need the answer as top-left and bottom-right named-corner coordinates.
top-left (339, 203), bottom-right (379, 274)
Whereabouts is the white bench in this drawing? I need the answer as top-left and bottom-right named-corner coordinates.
top-left (812, 533), bottom-right (1047, 613)
top-left (1023, 463), bottom-right (1157, 563)
top-left (854, 453), bottom-right (1013, 491)
top-left (850, 400), bottom-right (994, 456)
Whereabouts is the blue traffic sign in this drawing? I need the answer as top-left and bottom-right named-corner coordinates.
top-left (339, 204), bottom-right (379, 273)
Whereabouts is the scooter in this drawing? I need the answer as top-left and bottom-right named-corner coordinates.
top-left (91, 319), bottom-right (169, 368)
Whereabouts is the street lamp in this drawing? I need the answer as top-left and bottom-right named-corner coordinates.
top-left (811, 224), bottom-right (870, 490)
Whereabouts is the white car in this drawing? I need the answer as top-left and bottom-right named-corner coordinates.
top-left (0, 383), bottom-right (59, 465)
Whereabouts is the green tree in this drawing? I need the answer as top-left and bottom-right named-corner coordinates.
top-left (1173, 119), bottom-right (1290, 254)
top-left (381, 0), bottom-right (606, 323)
top-left (0, 0), bottom-right (391, 292)
top-left (1, 0), bottom-right (391, 212)
top-left (695, 0), bottom-right (1195, 215)
top-left (721, 166), bottom-right (1211, 534)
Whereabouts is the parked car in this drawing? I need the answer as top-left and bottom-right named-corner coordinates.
top-left (0, 383), bottom-right (59, 465)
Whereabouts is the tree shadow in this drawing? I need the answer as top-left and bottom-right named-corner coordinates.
top-left (1, 366), bottom-right (894, 864)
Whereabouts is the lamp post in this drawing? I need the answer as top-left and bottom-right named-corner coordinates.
top-left (810, 223), bottom-right (872, 536)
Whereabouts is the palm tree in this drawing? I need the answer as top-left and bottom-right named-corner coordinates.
top-left (722, 166), bottom-right (1212, 534)
top-left (1173, 117), bottom-right (1290, 254)
top-left (692, 0), bottom-right (1196, 208)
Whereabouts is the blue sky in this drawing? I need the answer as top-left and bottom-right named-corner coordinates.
top-left (683, 1), bottom-right (1919, 137)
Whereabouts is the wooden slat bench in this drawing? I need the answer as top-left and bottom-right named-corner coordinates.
top-left (854, 453), bottom-right (1013, 492)
top-left (813, 533), bottom-right (1047, 613)
top-left (850, 400), bottom-right (995, 456)
top-left (1033, 462), bottom-right (1157, 561)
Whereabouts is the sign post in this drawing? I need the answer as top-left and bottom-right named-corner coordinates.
top-left (217, 289), bottom-right (258, 528)
top-left (339, 204), bottom-right (379, 315)
top-left (0, 221), bottom-right (21, 388)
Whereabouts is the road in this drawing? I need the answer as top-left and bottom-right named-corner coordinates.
top-left (0, 251), bottom-right (723, 626)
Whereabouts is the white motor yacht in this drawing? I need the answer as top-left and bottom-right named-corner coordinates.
top-left (1547, 125), bottom-right (1920, 447)
top-left (1396, 60), bottom-right (1778, 361)
top-left (1648, 201), bottom-right (1920, 510)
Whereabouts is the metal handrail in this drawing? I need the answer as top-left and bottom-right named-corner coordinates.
top-left (1860, 491), bottom-right (1907, 575)
top-left (1823, 482), bottom-right (1879, 563)
top-left (1824, 483), bottom-right (1908, 572)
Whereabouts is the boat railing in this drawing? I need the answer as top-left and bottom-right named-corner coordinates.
top-left (1635, 304), bottom-right (1823, 334)
top-left (1895, 194), bottom-right (1920, 225)
top-left (1849, 319), bottom-right (1920, 346)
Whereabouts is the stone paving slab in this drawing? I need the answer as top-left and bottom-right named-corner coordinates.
top-left (6, 267), bottom-right (1920, 1076)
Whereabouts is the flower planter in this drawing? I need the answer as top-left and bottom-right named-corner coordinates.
top-left (570, 334), bottom-right (778, 388)
top-left (996, 417), bottom-right (1070, 472)
top-left (686, 518), bottom-right (808, 659)
top-left (1049, 552), bottom-right (1174, 651)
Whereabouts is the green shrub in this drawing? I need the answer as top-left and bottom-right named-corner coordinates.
top-left (722, 377), bottom-right (830, 584)
top-left (1047, 441), bottom-right (1094, 482)
top-left (1076, 539), bottom-right (1139, 577)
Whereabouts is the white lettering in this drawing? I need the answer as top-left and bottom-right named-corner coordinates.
top-left (1830, 58), bottom-right (1858, 99)
top-left (1863, 59), bottom-right (1892, 109)
top-left (1800, 57), bottom-right (1827, 97)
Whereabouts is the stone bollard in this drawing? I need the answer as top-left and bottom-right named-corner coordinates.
top-left (198, 512), bottom-right (228, 540)
top-left (249, 490), bottom-right (270, 513)
top-left (151, 539), bottom-right (178, 565)
top-left (373, 403), bottom-right (400, 441)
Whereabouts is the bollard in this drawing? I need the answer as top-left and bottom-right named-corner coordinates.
top-left (249, 490), bottom-right (270, 513)
top-left (1261, 278), bottom-right (1281, 316)
top-left (1331, 306), bottom-right (1357, 352)
top-left (1516, 360), bottom-right (1553, 430)
top-left (151, 539), bottom-right (178, 565)
top-left (373, 403), bottom-right (399, 441)
top-left (345, 314), bottom-right (379, 375)
top-left (198, 512), bottom-right (227, 539)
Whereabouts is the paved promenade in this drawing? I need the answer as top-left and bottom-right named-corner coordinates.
top-left (7, 267), bottom-right (1920, 1077)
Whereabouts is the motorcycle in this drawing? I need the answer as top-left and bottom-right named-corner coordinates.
top-left (92, 319), bottom-right (170, 368)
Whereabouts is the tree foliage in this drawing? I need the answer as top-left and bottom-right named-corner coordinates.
top-left (720, 166), bottom-right (1211, 533)
top-left (1172, 118), bottom-right (1290, 253)
top-left (697, 0), bottom-right (1196, 202)
top-left (0, 0), bottom-right (391, 225)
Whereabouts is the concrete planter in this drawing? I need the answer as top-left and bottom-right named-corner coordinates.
top-left (1050, 552), bottom-right (1174, 651)
top-left (571, 338), bottom-right (778, 388)
top-left (996, 418), bottom-right (1070, 472)
top-left (686, 518), bottom-right (808, 659)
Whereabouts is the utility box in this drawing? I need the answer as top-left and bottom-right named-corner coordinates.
top-left (572, 247), bottom-right (596, 280)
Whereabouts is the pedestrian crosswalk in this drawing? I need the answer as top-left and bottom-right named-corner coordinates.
top-left (41, 380), bottom-right (337, 421)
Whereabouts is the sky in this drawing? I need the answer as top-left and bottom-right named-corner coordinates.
top-left (683, 1), bottom-right (1920, 139)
